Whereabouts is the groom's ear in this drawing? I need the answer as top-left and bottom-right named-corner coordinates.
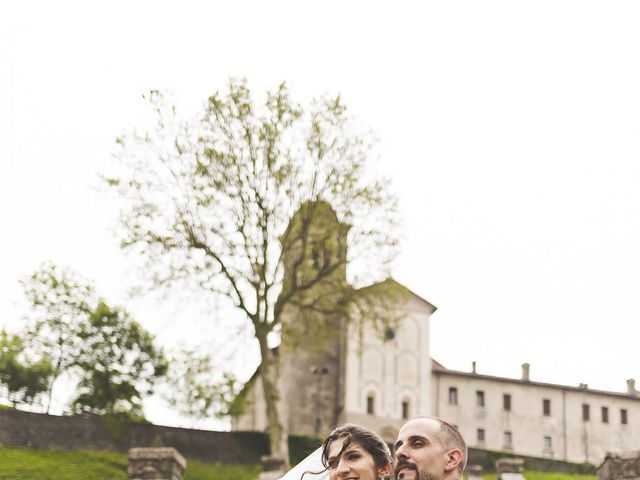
top-left (444, 449), bottom-right (463, 472)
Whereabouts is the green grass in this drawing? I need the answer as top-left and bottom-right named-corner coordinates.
top-left (481, 471), bottom-right (596, 480)
top-left (0, 448), bottom-right (598, 480)
top-left (0, 448), bottom-right (261, 480)
top-left (185, 462), bottom-right (261, 480)
top-left (0, 449), bottom-right (127, 480)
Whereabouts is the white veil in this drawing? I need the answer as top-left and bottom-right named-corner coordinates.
top-left (278, 447), bottom-right (329, 480)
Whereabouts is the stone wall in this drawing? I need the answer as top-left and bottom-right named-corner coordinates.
top-left (0, 409), bottom-right (598, 475)
top-left (0, 409), bottom-right (269, 464)
top-left (0, 409), bottom-right (119, 451)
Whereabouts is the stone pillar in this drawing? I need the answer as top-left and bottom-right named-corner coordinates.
top-left (467, 464), bottom-right (483, 480)
top-left (597, 451), bottom-right (640, 480)
top-left (128, 447), bottom-right (187, 480)
top-left (258, 455), bottom-right (286, 480)
top-left (496, 458), bottom-right (525, 480)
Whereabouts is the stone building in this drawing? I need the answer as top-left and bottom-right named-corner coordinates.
top-left (231, 203), bottom-right (640, 465)
top-left (231, 280), bottom-right (435, 444)
top-left (234, 308), bottom-right (639, 465)
top-left (434, 363), bottom-right (640, 464)
top-left (232, 201), bottom-right (436, 443)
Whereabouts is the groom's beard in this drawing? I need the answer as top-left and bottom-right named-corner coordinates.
top-left (395, 461), bottom-right (438, 480)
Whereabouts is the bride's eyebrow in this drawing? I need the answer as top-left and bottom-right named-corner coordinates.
top-left (329, 446), bottom-right (360, 463)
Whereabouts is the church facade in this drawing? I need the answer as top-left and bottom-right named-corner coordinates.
top-left (232, 278), bottom-right (436, 444)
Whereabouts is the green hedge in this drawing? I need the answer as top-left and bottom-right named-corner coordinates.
top-left (468, 447), bottom-right (596, 475)
top-left (288, 434), bottom-right (323, 465)
top-left (231, 431), bottom-right (271, 461)
top-left (225, 432), bottom-right (321, 465)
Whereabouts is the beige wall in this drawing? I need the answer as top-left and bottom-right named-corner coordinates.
top-left (232, 340), bottom-right (343, 437)
top-left (562, 388), bottom-right (638, 463)
top-left (433, 371), bottom-right (640, 465)
top-left (279, 337), bottom-right (343, 437)
top-left (232, 374), bottom-right (267, 431)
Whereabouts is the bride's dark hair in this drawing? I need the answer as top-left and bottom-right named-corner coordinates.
top-left (301, 423), bottom-right (391, 479)
top-left (308, 423), bottom-right (391, 479)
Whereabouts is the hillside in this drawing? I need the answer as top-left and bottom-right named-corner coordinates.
top-left (0, 447), bottom-right (599, 480)
top-left (0, 448), bottom-right (261, 480)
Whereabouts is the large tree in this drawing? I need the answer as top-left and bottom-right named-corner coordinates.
top-left (21, 263), bottom-right (166, 418)
top-left (104, 79), bottom-right (400, 460)
top-left (164, 347), bottom-right (240, 422)
top-left (72, 301), bottom-right (167, 416)
top-left (0, 329), bottom-right (52, 407)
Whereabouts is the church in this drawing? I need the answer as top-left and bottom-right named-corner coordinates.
top-left (232, 204), bottom-right (640, 466)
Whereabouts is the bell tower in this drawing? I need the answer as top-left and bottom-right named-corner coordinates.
top-left (277, 200), bottom-right (350, 435)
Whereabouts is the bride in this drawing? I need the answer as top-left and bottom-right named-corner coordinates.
top-left (280, 424), bottom-right (392, 480)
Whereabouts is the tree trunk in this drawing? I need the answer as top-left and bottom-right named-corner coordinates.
top-left (45, 340), bottom-right (64, 414)
top-left (45, 380), bottom-right (53, 414)
top-left (259, 337), bottom-right (289, 467)
top-left (45, 354), bottom-right (63, 414)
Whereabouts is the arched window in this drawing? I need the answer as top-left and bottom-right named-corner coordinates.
top-left (401, 400), bottom-right (410, 420)
top-left (366, 393), bottom-right (375, 415)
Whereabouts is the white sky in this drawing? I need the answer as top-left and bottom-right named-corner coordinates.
top-left (2, 1), bottom-right (640, 427)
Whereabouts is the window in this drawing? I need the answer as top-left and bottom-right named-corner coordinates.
top-left (311, 239), bottom-right (327, 271)
top-left (402, 400), bottom-right (410, 420)
top-left (543, 399), bottom-right (551, 416)
top-left (476, 390), bottom-right (485, 407)
top-left (602, 406), bottom-right (609, 423)
top-left (384, 328), bottom-right (395, 341)
top-left (449, 387), bottom-right (458, 405)
top-left (582, 404), bottom-right (590, 421)
top-left (366, 394), bottom-right (375, 415)
top-left (477, 428), bottom-right (485, 442)
top-left (503, 431), bottom-right (513, 448)
top-left (503, 394), bottom-right (512, 411)
top-left (544, 436), bottom-right (552, 450)
top-left (621, 409), bottom-right (628, 425)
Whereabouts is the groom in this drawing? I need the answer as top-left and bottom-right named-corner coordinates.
top-left (393, 416), bottom-right (467, 480)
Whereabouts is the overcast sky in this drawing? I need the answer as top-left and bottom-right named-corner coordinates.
top-left (2, 1), bottom-right (640, 427)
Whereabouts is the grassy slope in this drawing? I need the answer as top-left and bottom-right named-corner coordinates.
top-left (0, 448), bottom-right (261, 480)
top-left (0, 448), bottom-right (596, 480)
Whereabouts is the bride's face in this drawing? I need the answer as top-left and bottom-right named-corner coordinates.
top-left (327, 439), bottom-right (385, 480)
